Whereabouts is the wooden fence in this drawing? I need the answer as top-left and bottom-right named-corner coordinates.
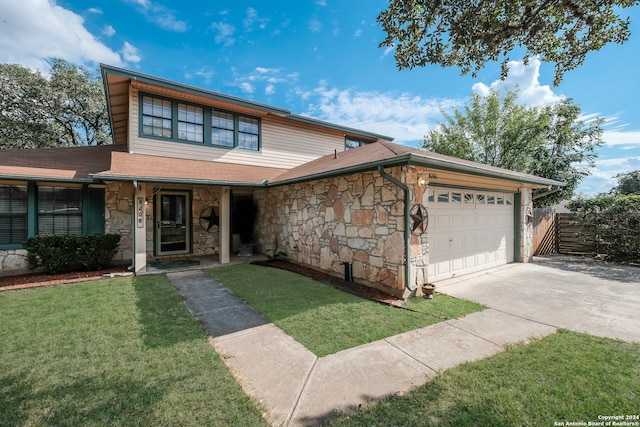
top-left (533, 210), bottom-right (597, 255)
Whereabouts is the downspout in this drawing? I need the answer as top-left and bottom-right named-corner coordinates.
top-left (128, 180), bottom-right (137, 271)
top-left (377, 166), bottom-right (416, 292)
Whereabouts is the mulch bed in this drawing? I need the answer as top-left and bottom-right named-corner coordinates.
top-left (251, 259), bottom-right (404, 306)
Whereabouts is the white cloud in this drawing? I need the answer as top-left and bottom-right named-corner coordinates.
top-left (120, 42), bottom-right (142, 63)
top-left (578, 154), bottom-right (640, 196)
top-left (211, 21), bottom-right (236, 46)
top-left (88, 8), bottom-right (102, 14)
top-left (0, 0), bottom-right (124, 72)
top-left (315, 0), bottom-right (327, 6)
top-left (103, 25), bottom-right (116, 37)
top-left (309, 18), bottom-right (322, 33)
top-left (354, 29), bottom-right (362, 37)
top-left (303, 84), bottom-right (462, 145)
top-left (472, 58), bottom-right (563, 106)
top-left (233, 67), bottom-right (295, 96)
top-left (244, 7), bottom-right (269, 31)
top-left (128, 0), bottom-right (187, 32)
top-left (602, 129), bottom-right (640, 149)
top-left (239, 82), bottom-right (254, 94)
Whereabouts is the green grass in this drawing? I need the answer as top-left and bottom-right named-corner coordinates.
top-left (208, 264), bottom-right (484, 357)
top-left (329, 329), bottom-right (640, 426)
top-left (0, 275), bottom-right (267, 427)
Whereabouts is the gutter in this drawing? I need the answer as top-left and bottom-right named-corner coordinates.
top-left (533, 185), bottom-right (563, 200)
top-left (90, 174), bottom-right (270, 187)
top-left (377, 166), bottom-right (416, 293)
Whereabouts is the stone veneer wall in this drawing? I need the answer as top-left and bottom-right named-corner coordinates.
top-left (521, 188), bottom-right (535, 262)
top-left (105, 181), bottom-right (133, 263)
top-left (255, 166), bottom-right (430, 298)
top-left (0, 248), bottom-right (29, 272)
top-left (191, 186), bottom-right (220, 256)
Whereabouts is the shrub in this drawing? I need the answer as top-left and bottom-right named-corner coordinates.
top-left (568, 195), bottom-right (640, 263)
top-left (23, 234), bottom-right (121, 274)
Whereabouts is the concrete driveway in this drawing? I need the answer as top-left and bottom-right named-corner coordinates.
top-left (435, 255), bottom-right (640, 343)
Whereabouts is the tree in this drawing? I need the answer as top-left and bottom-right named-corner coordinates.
top-left (0, 59), bottom-right (111, 149)
top-left (423, 89), bottom-right (604, 205)
top-left (610, 170), bottom-right (640, 194)
top-left (377, 0), bottom-right (637, 85)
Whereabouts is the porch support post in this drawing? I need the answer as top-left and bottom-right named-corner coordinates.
top-left (219, 186), bottom-right (230, 264)
top-left (133, 182), bottom-right (147, 273)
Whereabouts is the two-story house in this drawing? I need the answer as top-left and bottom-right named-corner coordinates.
top-left (0, 65), bottom-right (563, 298)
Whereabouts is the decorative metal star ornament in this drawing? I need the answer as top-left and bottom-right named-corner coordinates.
top-left (410, 204), bottom-right (428, 235)
top-left (199, 207), bottom-right (219, 231)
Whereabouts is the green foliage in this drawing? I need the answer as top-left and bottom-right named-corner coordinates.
top-left (0, 58), bottom-right (111, 150)
top-left (23, 233), bottom-right (121, 274)
top-left (611, 169), bottom-right (640, 195)
top-left (568, 195), bottom-right (640, 262)
top-left (377, 0), bottom-right (637, 85)
top-left (423, 89), bottom-right (604, 206)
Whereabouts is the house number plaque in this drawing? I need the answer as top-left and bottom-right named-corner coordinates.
top-left (136, 197), bottom-right (145, 228)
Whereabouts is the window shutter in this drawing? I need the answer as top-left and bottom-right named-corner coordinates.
top-left (86, 188), bottom-right (105, 235)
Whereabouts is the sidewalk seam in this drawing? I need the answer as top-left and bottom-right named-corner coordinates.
top-left (286, 355), bottom-right (319, 426)
top-left (383, 338), bottom-right (439, 376)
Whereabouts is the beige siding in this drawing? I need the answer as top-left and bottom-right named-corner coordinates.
top-left (128, 88), bottom-right (362, 169)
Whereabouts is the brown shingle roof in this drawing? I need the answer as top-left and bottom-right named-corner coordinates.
top-left (0, 140), bottom-right (563, 188)
top-left (0, 145), bottom-right (126, 181)
top-left (270, 140), bottom-right (565, 187)
top-left (95, 151), bottom-right (287, 184)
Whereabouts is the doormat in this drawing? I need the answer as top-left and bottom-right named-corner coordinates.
top-left (149, 259), bottom-right (200, 270)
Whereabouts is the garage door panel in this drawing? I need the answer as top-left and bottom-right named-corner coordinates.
top-left (428, 188), bottom-right (515, 281)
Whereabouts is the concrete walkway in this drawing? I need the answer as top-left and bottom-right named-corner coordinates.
top-left (167, 269), bottom-right (556, 426)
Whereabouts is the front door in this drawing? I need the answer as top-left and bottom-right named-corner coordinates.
top-left (156, 191), bottom-right (191, 255)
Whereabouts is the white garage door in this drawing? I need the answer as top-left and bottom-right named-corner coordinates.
top-left (427, 188), bottom-right (514, 281)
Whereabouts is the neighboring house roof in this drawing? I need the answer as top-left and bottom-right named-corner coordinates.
top-left (0, 141), bottom-right (565, 188)
top-left (270, 140), bottom-right (565, 188)
top-left (101, 64), bottom-right (394, 147)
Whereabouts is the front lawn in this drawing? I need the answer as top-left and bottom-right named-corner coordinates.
top-left (208, 264), bottom-right (484, 357)
top-left (329, 329), bottom-right (640, 426)
top-left (0, 275), bottom-right (267, 426)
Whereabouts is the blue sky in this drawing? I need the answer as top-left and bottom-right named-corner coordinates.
top-left (1, 0), bottom-right (639, 196)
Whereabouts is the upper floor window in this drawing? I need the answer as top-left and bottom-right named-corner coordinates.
top-left (238, 116), bottom-right (259, 150)
top-left (211, 110), bottom-right (260, 151)
top-left (178, 103), bottom-right (204, 143)
top-left (142, 96), bottom-right (172, 138)
top-left (211, 111), bottom-right (235, 147)
top-left (345, 137), bottom-right (370, 150)
top-left (0, 185), bottom-right (27, 245)
top-left (140, 93), bottom-right (260, 151)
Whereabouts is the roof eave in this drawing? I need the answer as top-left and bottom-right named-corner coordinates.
top-left (407, 154), bottom-right (566, 188)
top-left (100, 64), bottom-right (292, 117)
top-left (271, 152), bottom-right (565, 188)
top-left (91, 173), bottom-right (267, 187)
top-left (0, 174), bottom-right (95, 183)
